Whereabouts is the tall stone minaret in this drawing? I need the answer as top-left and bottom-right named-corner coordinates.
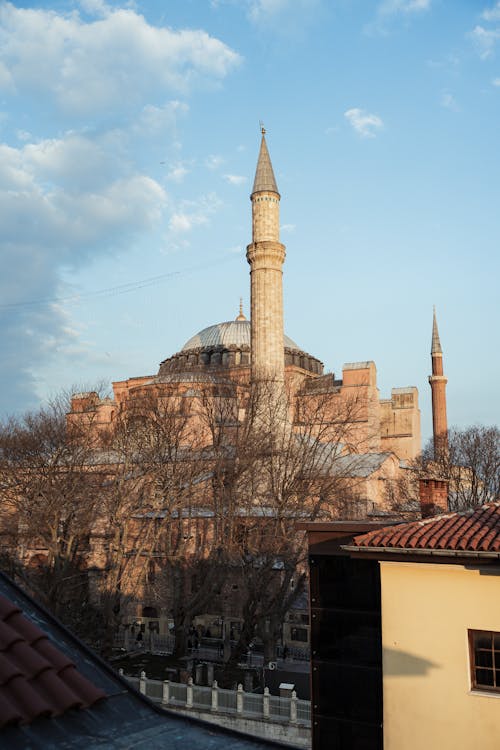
top-left (246, 128), bottom-right (286, 387)
top-left (429, 307), bottom-right (449, 459)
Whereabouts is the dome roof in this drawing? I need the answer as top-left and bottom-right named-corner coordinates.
top-left (181, 320), bottom-right (300, 352)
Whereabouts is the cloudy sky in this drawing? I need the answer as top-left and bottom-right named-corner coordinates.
top-left (0, 0), bottom-right (499, 441)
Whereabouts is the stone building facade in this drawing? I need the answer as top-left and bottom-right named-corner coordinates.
top-left (68, 130), bottom-right (422, 511)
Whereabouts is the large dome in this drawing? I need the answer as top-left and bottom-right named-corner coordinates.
top-left (181, 320), bottom-right (300, 352)
top-left (158, 318), bottom-right (323, 378)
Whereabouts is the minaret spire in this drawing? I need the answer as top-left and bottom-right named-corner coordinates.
top-left (431, 305), bottom-right (442, 355)
top-left (252, 128), bottom-right (279, 196)
top-left (429, 306), bottom-right (448, 460)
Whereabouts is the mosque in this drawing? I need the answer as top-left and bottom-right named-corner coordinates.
top-left (68, 130), bottom-right (448, 512)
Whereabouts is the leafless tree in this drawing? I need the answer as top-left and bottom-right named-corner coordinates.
top-left (0, 393), bottom-right (105, 637)
top-left (421, 425), bottom-right (500, 509)
top-left (187, 380), bottom-right (372, 670)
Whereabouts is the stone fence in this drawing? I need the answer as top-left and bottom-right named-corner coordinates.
top-left (121, 669), bottom-right (311, 749)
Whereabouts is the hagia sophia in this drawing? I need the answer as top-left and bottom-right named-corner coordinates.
top-left (68, 129), bottom-right (449, 513)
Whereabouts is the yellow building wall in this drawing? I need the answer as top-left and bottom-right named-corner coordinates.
top-left (381, 561), bottom-right (500, 750)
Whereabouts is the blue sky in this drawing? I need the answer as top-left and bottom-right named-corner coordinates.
top-left (0, 0), bottom-right (499, 443)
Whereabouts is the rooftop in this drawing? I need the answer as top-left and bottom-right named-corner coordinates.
top-left (0, 574), bottom-right (290, 749)
top-left (349, 502), bottom-right (500, 555)
top-left (181, 320), bottom-right (300, 352)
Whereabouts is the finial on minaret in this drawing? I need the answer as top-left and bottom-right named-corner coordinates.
top-left (431, 305), bottom-right (442, 355)
top-left (236, 298), bottom-right (246, 321)
top-left (259, 120), bottom-right (266, 135)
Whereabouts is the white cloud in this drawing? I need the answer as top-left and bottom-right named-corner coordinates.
top-left (378, 0), bottom-right (431, 14)
top-left (166, 162), bottom-right (190, 182)
top-left (169, 213), bottom-right (193, 233)
top-left (168, 192), bottom-right (222, 234)
top-left (493, 77), bottom-right (500, 85)
top-left (224, 174), bottom-right (246, 185)
top-left (0, 3), bottom-right (241, 116)
top-left (134, 101), bottom-right (189, 135)
top-left (280, 223), bottom-right (295, 233)
top-left (366, 0), bottom-right (430, 34)
top-left (0, 60), bottom-right (13, 90)
top-left (248, 0), bottom-right (290, 22)
top-left (470, 25), bottom-right (500, 59)
top-left (217, 0), bottom-right (321, 33)
top-left (427, 53), bottom-right (460, 69)
top-left (205, 154), bottom-right (225, 170)
top-left (78, 0), bottom-right (111, 17)
top-left (344, 108), bottom-right (384, 138)
top-left (0, 138), bottom-right (167, 253)
top-left (0, 4), bottom-right (241, 413)
top-left (440, 92), bottom-right (459, 111)
top-left (482, 2), bottom-right (500, 22)
top-left (0, 133), bottom-right (168, 410)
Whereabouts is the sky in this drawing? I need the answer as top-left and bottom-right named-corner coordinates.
top-left (0, 0), bottom-right (499, 444)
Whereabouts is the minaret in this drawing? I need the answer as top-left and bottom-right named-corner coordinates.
top-left (246, 127), bottom-right (286, 387)
top-left (429, 307), bottom-right (449, 459)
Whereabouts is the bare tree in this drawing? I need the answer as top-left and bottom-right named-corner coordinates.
top-left (420, 425), bottom-right (500, 509)
top-left (187, 380), bottom-right (372, 671)
top-left (0, 395), bottom-right (105, 637)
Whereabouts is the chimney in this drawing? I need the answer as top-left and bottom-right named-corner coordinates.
top-left (419, 478), bottom-right (449, 518)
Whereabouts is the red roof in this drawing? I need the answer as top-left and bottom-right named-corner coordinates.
top-left (352, 502), bottom-right (500, 553)
top-left (0, 594), bottom-right (106, 727)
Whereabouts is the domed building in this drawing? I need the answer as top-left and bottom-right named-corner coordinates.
top-left (157, 316), bottom-right (323, 379)
top-left (69, 129), bottom-right (423, 508)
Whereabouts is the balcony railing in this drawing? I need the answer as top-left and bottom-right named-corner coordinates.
top-left (121, 669), bottom-right (311, 727)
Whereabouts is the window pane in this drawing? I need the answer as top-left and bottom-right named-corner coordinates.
top-left (494, 634), bottom-right (500, 650)
top-left (475, 649), bottom-right (493, 668)
top-left (476, 668), bottom-right (494, 687)
top-left (475, 634), bottom-right (492, 650)
top-left (312, 608), bottom-right (381, 665)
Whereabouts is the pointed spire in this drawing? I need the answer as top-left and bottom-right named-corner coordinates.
top-left (252, 126), bottom-right (279, 196)
top-left (431, 306), bottom-right (442, 355)
top-left (236, 297), bottom-right (246, 321)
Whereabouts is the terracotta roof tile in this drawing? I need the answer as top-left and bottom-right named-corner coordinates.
top-left (352, 502), bottom-right (500, 553)
top-left (4, 610), bottom-right (47, 645)
top-left (0, 592), bottom-right (106, 728)
top-left (0, 690), bottom-right (24, 726)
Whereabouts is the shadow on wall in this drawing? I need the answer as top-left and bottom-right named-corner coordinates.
top-left (383, 647), bottom-right (438, 677)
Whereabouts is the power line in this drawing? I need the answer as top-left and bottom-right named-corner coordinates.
top-left (0, 254), bottom-right (239, 311)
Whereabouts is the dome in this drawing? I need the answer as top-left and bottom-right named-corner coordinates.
top-left (158, 319), bottom-right (324, 378)
top-left (181, 320), bottom-right (300, 352)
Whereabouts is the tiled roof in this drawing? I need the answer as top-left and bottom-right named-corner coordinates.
top-left (0, 574), bottom-right (286, 748)
top-left (351, 502), bottom-right (500, 553)
top-left (0, 594), bottom-right (106, 727)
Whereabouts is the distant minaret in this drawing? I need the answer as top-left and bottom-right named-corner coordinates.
top-left (429, 307), bottom-right (449, 459)
top-left (246, 127), bottom-right (286, 386)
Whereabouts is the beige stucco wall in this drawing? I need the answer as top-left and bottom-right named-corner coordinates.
top-left (381, 561), bottom-right (500, 750)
